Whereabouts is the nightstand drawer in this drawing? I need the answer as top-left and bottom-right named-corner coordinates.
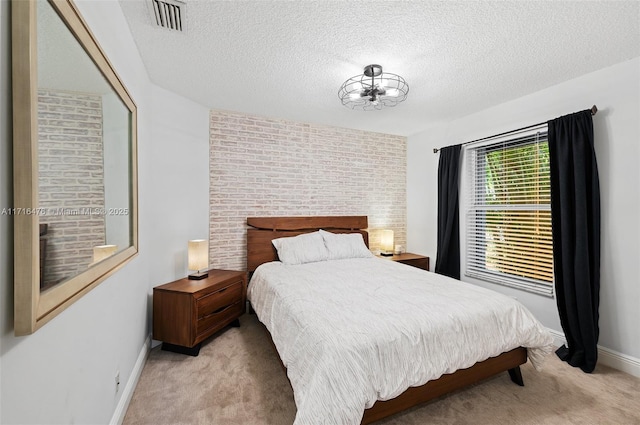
top-left (399, 257), bottom-right (430, 271)
top-left (196, 279), bottom-right (243, 318)
top-left (196, 300), bottom-right (243, 336)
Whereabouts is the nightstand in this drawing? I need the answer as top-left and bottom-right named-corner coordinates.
top-left (153, 269), bottom-right (247, 356)
top-left (378, 253), bottom-right (430, 271)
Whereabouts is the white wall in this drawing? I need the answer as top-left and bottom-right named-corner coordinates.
top-left (146, 84), bottom-right (210, 286)
top-left (407, 58), bottom-right (640, 364)
top-left (0, 1), bottom-right (210, 423)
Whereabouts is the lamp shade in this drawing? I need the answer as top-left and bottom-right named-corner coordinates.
top-left (93, 244), bottom-right (117, 264)
top-left (188, 239), bottom-right (208, 272)
top-left (380, 230), bottom-right (394, 255)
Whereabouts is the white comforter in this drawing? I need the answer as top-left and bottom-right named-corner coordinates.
top-left (248, 257), bottom-right (554, 425)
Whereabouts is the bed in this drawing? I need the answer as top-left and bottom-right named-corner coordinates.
top-left (246, 216), bottom-right (554, 424)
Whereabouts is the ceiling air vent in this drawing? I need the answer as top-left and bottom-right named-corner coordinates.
top-left (148, 0), bottom-right (185, 32)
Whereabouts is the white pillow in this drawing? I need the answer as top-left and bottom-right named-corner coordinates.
top-left (320, 229), bottom-right (373, 260)
top-left (271, 231), bottom-right (329, 265)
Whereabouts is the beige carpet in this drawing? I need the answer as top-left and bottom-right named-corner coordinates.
top-left (124, 314), bottom-right (640, 425)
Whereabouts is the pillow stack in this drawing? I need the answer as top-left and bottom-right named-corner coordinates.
top-left (271, 229), bottom-right (373, 265)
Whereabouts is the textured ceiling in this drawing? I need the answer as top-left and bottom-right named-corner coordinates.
top-left (119, 1), bottom-right (640, 136)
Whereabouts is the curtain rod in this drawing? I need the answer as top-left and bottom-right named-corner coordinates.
top-left (433, 105), bottom-right (598, 153)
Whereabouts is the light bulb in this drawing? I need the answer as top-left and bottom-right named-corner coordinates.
top-left (386, 88), bottom-right (399, 97)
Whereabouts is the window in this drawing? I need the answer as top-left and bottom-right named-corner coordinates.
top-left (465, 126), bottom-right (553, 296)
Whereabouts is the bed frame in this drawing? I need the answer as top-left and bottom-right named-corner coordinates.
top-left (246, 215), bottom-right (527, 424)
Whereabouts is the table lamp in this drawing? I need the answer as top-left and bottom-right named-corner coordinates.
top-left (188, 239), bottom-right (209, 280)
top-left (380, 229), bottom-right (394, 257)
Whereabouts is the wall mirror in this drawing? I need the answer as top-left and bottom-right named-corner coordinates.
top-left (12, 0), bottom-right (138, 335)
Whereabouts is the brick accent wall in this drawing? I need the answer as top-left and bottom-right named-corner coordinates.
top-left (209, 110), bottom-right (407, 271)
top-left (38, 89), bottom-right (105, 287)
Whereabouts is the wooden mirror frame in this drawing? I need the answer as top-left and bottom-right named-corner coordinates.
top-left (12, 0), bottom-right (138, 335)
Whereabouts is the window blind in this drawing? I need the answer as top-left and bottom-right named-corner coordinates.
top-left (465, 127), bottom-right (554, 296)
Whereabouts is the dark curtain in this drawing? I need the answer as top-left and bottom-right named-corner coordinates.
top-left (548, 110), bottom-right (601, 373)
top-left (435, 144), bottom-right (461, 279)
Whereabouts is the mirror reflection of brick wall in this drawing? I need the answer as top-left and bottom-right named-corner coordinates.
top-left (209, 110), bottom-right (407, 270)
top-left (38, 89), bottom-right (106, 288)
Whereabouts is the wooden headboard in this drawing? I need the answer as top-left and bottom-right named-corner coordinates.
top-left (246, 216), bottom-right (369, 271)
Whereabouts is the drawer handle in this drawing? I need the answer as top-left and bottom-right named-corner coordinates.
top-left (201, 304), bottom-right (233, 320)
top-left (198, 283), bottom-right (240, 302)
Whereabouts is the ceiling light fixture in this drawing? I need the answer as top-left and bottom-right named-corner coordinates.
top-left (338, 64), bottom-right (409, 111)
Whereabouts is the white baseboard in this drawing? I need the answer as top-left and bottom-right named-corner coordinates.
top-left (598, 345), bottom-right (640, 378)
top-left (546, 328), bottom-right (640, 378)
top-left (110, 335), bottom-right (151, 425)
top-left (547, 328), bottom-right (567, 349)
